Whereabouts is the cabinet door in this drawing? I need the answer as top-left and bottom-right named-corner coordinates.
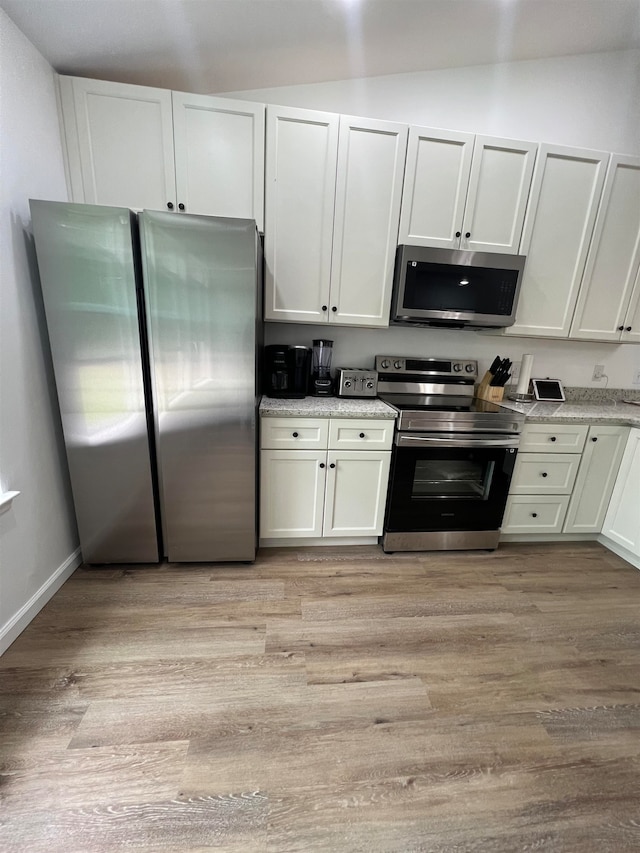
top-left (398, 127), bottom-right (474, 249)
top-left (602, 429), bottom-right (640, 556)
top-left (60, 76), bottom-right (176, 210)
top-left (264, 106), bottom-right (339, 323)
top-left (564, 426), bottom-right (629, 533)
top-left (329, 116), bottom-right (407, 327)
top-left (323, 451), bottom-right (391, 537)
top-left (172, 93), bottom-right (265, 228)
top-left (621, 265), bottom-right (640, 343)
top-left (506, 144), bottom-right (608, 337)
top-left (570, 155), bottom-right (640, 342)
top-left (260, 450), bottom-right (326, 538)
top-left (461, 136), bottom-right (537, 254)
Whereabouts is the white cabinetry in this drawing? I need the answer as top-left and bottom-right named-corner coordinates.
top-left (59, 77), bottom-right (265, 226)
top-left (502, 423), bottom-right (588, 534)
top-left (264, 106), bottom-right (407, 327)
top-left (502, 422), bottom-right (630, 539)
top-left (569, 155), bottom-right (640, 343)
top-left (564, 426), bottom-right (629, 533)
top-left (601, 429), bottom-right (640, 558)
top-left (171, 92), bottom-right (264, 228)
top-left (260, 417), bottom-right (393, 540)
top-left (398, 129), bottom-right (536, 254)
top-left (59, 77), bottom-right (176, 211)
top-left (505, 144), bottom-right (609, 338)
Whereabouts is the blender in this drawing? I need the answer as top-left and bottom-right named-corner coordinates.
top-left (311, 339), bottom-right (334, 396)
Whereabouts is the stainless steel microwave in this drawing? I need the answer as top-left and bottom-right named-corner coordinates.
top-left (390, 245), bottom-right (526, 329)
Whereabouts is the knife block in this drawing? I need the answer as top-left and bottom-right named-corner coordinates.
top-left (475, 372), bottom-right (505, 403)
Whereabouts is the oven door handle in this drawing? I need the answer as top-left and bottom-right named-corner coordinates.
top-left (395, 434), bottom-right (520, 449)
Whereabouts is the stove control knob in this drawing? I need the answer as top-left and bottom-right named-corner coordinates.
top-left (453, 363), bottom-right (462, 372)
top-left (394, 360), bottom-right (402, 369)
top-left (380, 359), bottom-right (390, 369)
top-left (344, 380), bottom-right (352, 388)
top-left (465, 364), bottom-right (475, 373)
top-left (366, 380), bottom-right (375, 389)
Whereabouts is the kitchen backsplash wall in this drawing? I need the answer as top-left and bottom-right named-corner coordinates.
top-left (265, 322), bottom-right (640, 390)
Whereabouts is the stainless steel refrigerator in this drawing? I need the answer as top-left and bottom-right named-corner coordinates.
top-left (30, 201), bottom-right (261, 563)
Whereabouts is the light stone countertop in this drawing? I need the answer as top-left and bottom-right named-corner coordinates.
top-left (497, 398), bottom-right (640, 427)
top-left (260, 396), bottom-right (398, 419)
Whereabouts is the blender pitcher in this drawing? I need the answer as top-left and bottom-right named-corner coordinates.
top-left (311, 339), bottom-right (333, 396)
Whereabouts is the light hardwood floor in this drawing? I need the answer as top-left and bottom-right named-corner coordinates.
top-left (1, 542), bottom-right (639, 852)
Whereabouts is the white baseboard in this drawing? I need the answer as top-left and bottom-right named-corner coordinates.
top-left (0, 547), bottom-right (82, 656)
top-left (260, 536), bottom-right (379, 548)
top-left (598, 535), bottom-right (640, 571)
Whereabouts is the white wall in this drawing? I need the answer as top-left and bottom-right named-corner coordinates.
top-left (229, 50), bottom-right (640, 388)
top-left (265, 323), bottom-right (640, 391)
top-left (0, 9), bottom-right (79, 654)
top-left (224, 49), bottom-right (640, 155)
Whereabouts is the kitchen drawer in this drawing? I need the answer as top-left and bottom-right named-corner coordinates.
top-left (509, 453), bottom-right (581, 494)
top-left (518, 423), bottom-right (588, 454)
top-left (261, 417), bottom-right (329, 450)
top-left (328, 419), bottom-right (394, 450)
top-left (502, 494), bottom-right (571, 534)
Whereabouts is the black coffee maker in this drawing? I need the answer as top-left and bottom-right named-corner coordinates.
top-left (264, 345), bottom-right (310, 398)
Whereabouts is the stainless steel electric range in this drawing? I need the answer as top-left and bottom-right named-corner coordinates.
top-left (376, 355), bottom-right (525, 552)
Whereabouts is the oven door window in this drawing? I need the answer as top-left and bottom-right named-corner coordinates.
top-left (413, 458), bottom-right (495, 500)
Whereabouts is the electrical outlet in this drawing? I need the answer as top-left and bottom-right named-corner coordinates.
top-left (592, 364), bottom-right (605, 381)
top-left (633, 368), bottom-right (640, 385)
top-left (511, 361), bottom-right (521, 382)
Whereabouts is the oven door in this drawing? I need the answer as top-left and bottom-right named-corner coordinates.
top-left (384, 433), bottom-right (518, 533)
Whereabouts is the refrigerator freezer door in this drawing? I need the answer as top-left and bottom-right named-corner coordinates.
top-left (139, 211), bottom-right (258, 561)
top-left (30, 200), bottom-right (160, 563)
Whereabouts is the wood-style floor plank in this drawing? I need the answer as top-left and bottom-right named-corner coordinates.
top-left (1, 541), bottom-right (639, 852)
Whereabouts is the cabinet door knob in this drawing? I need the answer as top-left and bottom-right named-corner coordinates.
top-left (321, 305), bottom-right (328, 312)
top-left (592, 436), bottom-right (598, 442)
top-left (550, 436), bottom-right (557, 442)
top-left (465, 232), bottom-right (471, 238)
top-left (331, 306), bottom-right (337, 313)
top-left (178, 203), bottom-right (185, 211)
top-left (292, 432), bottom-right (299, 438)
top-left (455, 231), bottom-right (461, 238)
top-left (626, 326), bottom-right (632, 332)
top-left (329, 463), bottom-right (336, 469)
top-left (541, 472), bottom-right (548, 477)
top-left (531, 512), bottom-right (538, 518)
top-left (319, 463), bottom-right (325, 469)
top-left (618, 326), bottom-right (624, 331)
top-left (167, 202), bottom-right (174, 210)
top-left (359, 432), bottom-right (365, 438)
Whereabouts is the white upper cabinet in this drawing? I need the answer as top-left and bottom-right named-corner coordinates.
top-left (172, 92), bottom-right (264, 229)
top-left (59, 76), bottom-right (265, 224)
top-left (569, 155), bottom-right (640, 342)
top-left (461, 136), bottom-right (537, 254)
top-left (264, 106), bottom-right (407, 327)
top-left (329, 115), bottom-right (408, 326)
top-left (398, 127), bottom-right (474, 249)
top-left (398, 128), bottom-right (536, 254)
top-left (60, 77), bottom-right (177, 211)
top-left (264, 105), bottom-right (339, 325)
top-left (505, 143), bottom-right (609, 338)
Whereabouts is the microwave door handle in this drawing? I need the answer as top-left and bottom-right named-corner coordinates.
top-left (396, 435), bottom-right (520, 449)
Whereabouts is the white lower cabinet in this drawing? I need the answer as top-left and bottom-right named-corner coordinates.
top-left (260, 417), bottom-right (393, 541)
top-left (601, 428), bottom-right (640, 556)
top-left (502, 422), bottom-right (628, 539)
